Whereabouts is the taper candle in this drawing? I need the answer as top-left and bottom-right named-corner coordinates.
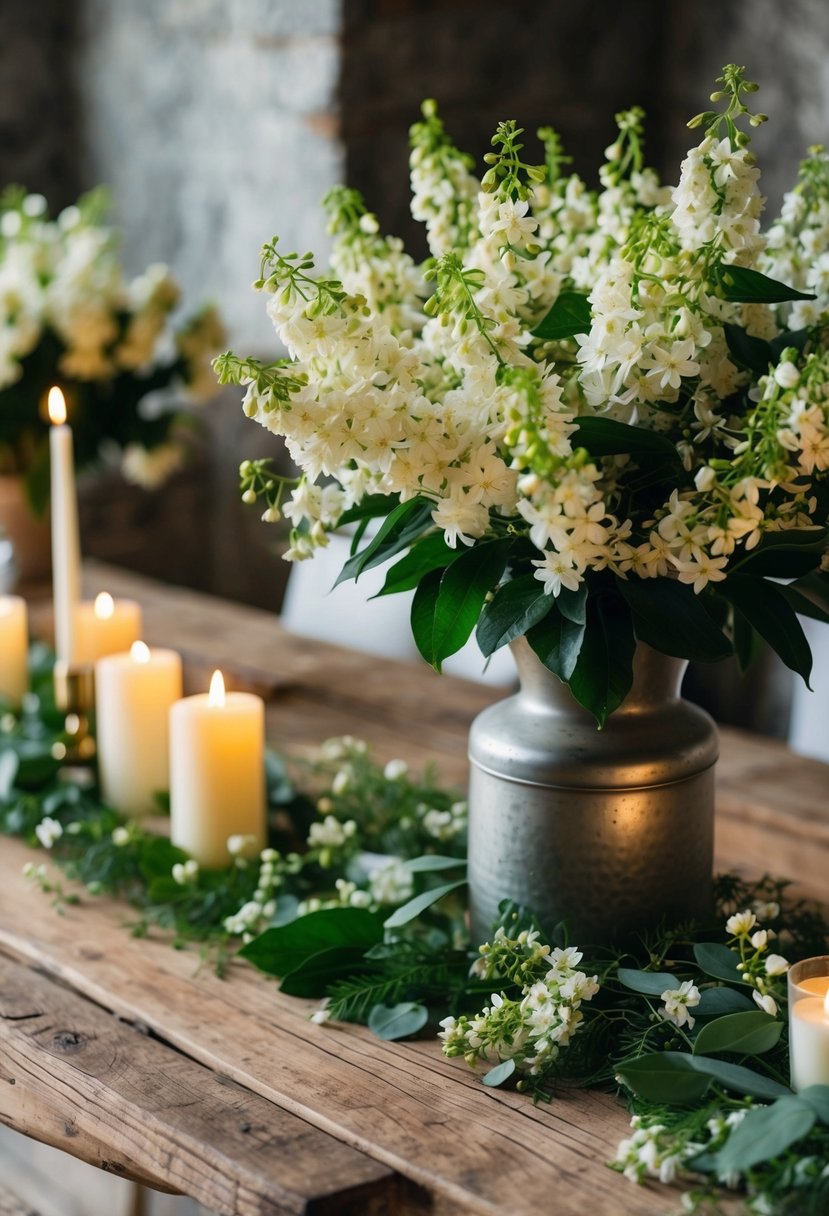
top-left (169, 670), bottom-right (266, 868)
top-left (95, 641), bottom-right (183, 817)
top-left (48, 387), bottom-right (81, 664)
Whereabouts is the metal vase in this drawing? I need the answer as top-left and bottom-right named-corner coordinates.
top-left (468, 638), bottom-right (718, 945)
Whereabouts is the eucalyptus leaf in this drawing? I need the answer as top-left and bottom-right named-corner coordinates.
top-left (692, 1010), bottom-right (782, 1057)
top-left (797, 1085), bottom-right (829, 1125)
top-left (695, 987), bottom-right (756, 1017)
top-left (715, 1096), bottom-right (815, 1175)
top-left (402, 855), bottom-right (467, 873)
top-left (531, 290), bottom-right (591, 341)
top-left (615, 1052), bottom-right (713, 1105)
top-left (383, 878), bottom-right (468, 929)
top-left (482, 1057), bottom-right (517, 1087)
top-left (693, 942), bottom-right (747, 985)
top-left (368, 1001), bottom-right (429, 1041)
top-left (689, 1056), bottom-right (790, 1100)
top-left (617, 968), bottom-right (677, 997)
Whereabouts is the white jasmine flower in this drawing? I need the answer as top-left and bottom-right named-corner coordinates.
top-left (659, 980), bottom-right (701, 1029)
top-left (726, 909), bottom-right (757, 937)
top-left (753, 991), bottom-right (778, 1016)
top-left (383, 758), bottom-right (409, 781)
top-left (35, 817), bottom-right (63, 849)
top-left (763, 953), bottom-right (789, 977)
top-left (227, 833), bottom-right (259, 858)
top-left (112, 826), bottom-right (130, 847)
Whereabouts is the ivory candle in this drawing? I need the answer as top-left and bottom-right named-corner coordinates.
top-left (48, 387), bottom-right (81, 664)
top-left (169, 670), bottom-right (266, 868)
top-left (75, 592), bottom-right (142, 664)
top-left (0, 595), bottom-right (27, 706)
top-left (95, 642), bottom-right (183, 817)
top-left (790, 989), bottom-right (829, 1091)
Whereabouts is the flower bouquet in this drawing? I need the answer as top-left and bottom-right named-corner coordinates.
top-left (0, 186), bottom-right (224, 510)
top-left (217, 66), bottom-right (829, 726)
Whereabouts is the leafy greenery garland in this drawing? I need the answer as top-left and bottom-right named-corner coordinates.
top-left (2, 656), bottom-right (828, 1212)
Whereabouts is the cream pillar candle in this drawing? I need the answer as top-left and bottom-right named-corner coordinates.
top-left (95, 642), bottom-right (183, 817)
top-left (75, 592), bottom-right (142, 664)
top-left (0, 595), bottom-right (28, 706)
top-left (790, 989), bottom-right (829, 1090)
top-left (48, 387), bottom-right (81, 664)
top-left (170, 670), bottom-right (266, 868)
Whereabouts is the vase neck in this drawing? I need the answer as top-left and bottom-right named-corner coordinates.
top-left (511, 637), bottom-right (687, 715)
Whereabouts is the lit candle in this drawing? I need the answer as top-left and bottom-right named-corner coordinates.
top-left (48, 387), bottom-right (82, 664)
top-left (0, 595), bottom-right (28, 706)
top-left (789, 957), bottom-right (829, 1091)
top-left (95, 641), bottom-right (183, 817)
top-left (75, 592), bottom-right (143, 664)
top-left (169, 670), bottom-right (266, 868)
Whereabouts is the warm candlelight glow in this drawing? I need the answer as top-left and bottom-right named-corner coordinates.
top-left (131, 641), bottom-right (151, 664)
top-left (94, 591), bottom-right (115, 620)
top-left (47, 386), bottom-right (67, 426)
top-left (208, 669), bottom-right (226, 708)
top-left (824, 990), bottom-right (829, 1017)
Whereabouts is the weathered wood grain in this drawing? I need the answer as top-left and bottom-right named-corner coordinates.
top-left (0, 954), bottom-right (395, 1216)
top-left (0, 836), bottom-right (677, 1216)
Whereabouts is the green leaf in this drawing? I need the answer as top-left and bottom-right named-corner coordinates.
top-left (715, 1096), bottom-right (815, 1175)
top-left (401, 855), bottom-right (467, 873)
top-left (715, 264), bottom-right (816, 304)
top-left (618, 578), bottom-right (732, 662)
top-left (689, 1056), bottom-right (790, 1100)
top-left (411, 540), bottom-right (512, 669)
top-left (730, 527), bottom-right (827, 579)
top-left (696, 987), bottom-right (757, 1017)
top-left (556, 583), bottom-right (587, 625)
top-left (376, 532), bottom-right (459, 596)
top-left (567, 591), bottom-right (635, 727)
top-left (279, 945), bottom-right (372, 998)
top-left (0, 750), bottom-right (20, 799)
top-left (475, 574), bottom-right (553, 657)
top-left (780, 584), bottom-right (829, 627)
top-left (482, 1057), bottom-right (517, 1087)
top-left (531, 290), bottom-right (591, 341)
top-left (723, 323), bottom-right (774, 376)
top-left (693, 942), bottom-right (746, 986)
top-left (723, 576), bottom-right (813, 685)
top-left (617, 968), bottom-right (677, 997)
top-left (732, 608), bottom-right (759, 674)
top-left (368, 1002), bottom-right (429, 1040)
top-left (240, 907), bottom-right (385, 976)
top-left (615, 1053), bottom-right (712, 1105)
top-left (526, 605), bottom-right (585, 682)
top-left (336, 493), bottom-right (399, 528)
top-left (571, 416), bottom-right (680, 463)
top-left (334, 497), bottom-right (434, 586)
top-left (693, 1011), bottom-right (782, 1057)
top-left (383, 878), bottom-right (468, 929)
top-left (798, 1085), bottom-right (829, 1125)
top-left (617, 1051), bottom-right (790, 1106)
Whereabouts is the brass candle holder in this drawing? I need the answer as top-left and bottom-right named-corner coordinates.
top-left (53, 660), bottom-right (96, 766)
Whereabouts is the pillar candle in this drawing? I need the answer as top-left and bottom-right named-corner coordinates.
top-left (0, 595), bottom-right (28, 706)
top-left (48, 387), bottom-right (81, 664)
top-left (790, 989), bottom-right (829, 1090)
top-left (75, 592), bottom-right (142, 664)
top-left (95, 642), bottom-right (183, 817)
top-left (170, 670), bottom-right (266, 868)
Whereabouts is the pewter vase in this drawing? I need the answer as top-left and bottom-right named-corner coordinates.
top-left (467, 638), bottom-right (718, 945)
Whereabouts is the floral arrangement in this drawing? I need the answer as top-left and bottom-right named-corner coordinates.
top-left (0, 187), bottom-right (225, 507)
top-left (2, 662), bottom-right (828, 1212)
top-left (217, 66), bottom-right (829, 723)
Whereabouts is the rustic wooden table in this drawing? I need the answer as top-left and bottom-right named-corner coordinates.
top-left (2, 563), bottom-right (827, 1216)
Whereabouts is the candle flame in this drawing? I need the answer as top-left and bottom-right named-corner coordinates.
top-left (131, 641), bottom-right (151, 664)
top-left (47, 386), bottom-right (67, 426)
top-left (94, 591), bottom-right (115, 620)
top-left (208, 669), bottom-right (225, 707)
